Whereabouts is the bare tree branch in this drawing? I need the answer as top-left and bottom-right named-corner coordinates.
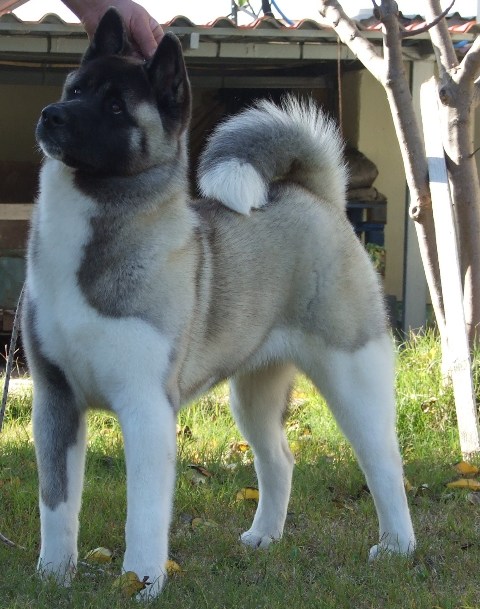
top-left (401, 0), bottom-right (455, 38)
top-left (424, 0), bottom-right (458, 76)
top-left (458, 35), bottom-right (480, 84)
top-left (318, 0), bottom-right (384, 83)
top-left (0, 531), bottom-right (25, 550)
top-left (473, 80), bottom-right (480, 107)
top-left (425, 0), bottom-right (480, 343)
top-left (377, 2), bottom-right (431, 219)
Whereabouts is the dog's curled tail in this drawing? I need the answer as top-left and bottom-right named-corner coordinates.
top-left (197, 96), bottom-right (348, 215)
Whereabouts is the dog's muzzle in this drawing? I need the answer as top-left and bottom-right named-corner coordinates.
top-left (40, 103), bottom-right (69, 130)
top-left (36, 103), bottom-right (73, 160)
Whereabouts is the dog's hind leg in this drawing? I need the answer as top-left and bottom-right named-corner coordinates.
top-left (32, 367), bottom-right (86, 584)
top-left (230, 363), bottom-right (297, 549)
top-left (301, 334), bottom-right (415, 557)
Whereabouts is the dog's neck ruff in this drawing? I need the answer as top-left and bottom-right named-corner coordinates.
top-left (73, 155), bottom-right (188, 212)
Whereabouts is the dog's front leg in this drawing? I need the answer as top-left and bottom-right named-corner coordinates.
top-left (33, 379), bottom-right (86, 584)
top-left (116, 394), bottom-right (177, 598)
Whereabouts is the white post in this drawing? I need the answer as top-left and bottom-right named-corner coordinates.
top-left (403, 61), bottom-right (434, 332)
top-left (420, 78), bottom-right (480, 458)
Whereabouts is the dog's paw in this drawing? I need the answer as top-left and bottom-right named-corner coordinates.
top-left (135, 573), bottom-right (167, 601)
top-left (369, 539), bottom-right (415, 561)
top-left (240, 530), bottom-right (275, 549)
top-left (37, 557), bottom-right (76, 586)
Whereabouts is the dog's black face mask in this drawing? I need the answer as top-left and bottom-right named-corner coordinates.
top-left (35, 8), bottom-right (191, 176)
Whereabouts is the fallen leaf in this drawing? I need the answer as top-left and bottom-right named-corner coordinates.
top-left (230, 441), bottom-right (250, 453)
top-left (165, 559), bottom-right (183, 575)
top-left (236, 487), bottom-right (260, 502)
top-left (291, 389), bottom-right (308, 400)
top-left (176, 425), bottom-right (193, 439)
top-left (454, 461), bottom-right (480, 476)
top-left (290, 389), bottom-right (309, 407)
top-left (112, 571), bottom-right (149, 597)
top-left (84, 547), bottom-right (113, 563)
top-left (332, 498), bottom-right (355, 511)
top-left (290, 440), bottom-right (301, 454)
top-left (188, 464), bottom-right (213, 477)
top-left (191, 517), bottom-right (219, 530)
top-left (420, 396), bottom-right (437, 413)
top-left (286, 421), bottom-right (300, 433)
top-left (416, 483), bottom-right (430, 496)
top-left (446, 479), bottom-right (480, 491)
top-left (185, 465), bottom-right (213, 485)
top-left (404, 479), bottom-right (430, 497)
top-left (467, 492), bottom-right (480, 505)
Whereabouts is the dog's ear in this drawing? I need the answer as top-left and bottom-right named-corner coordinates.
top-left (145, 33), bottom-right (191, 133)
top-left (82, 7), bottom-right (131, 63)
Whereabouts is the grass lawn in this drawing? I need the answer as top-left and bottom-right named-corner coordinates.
top-left (0, 333), bottom-right (479, 608)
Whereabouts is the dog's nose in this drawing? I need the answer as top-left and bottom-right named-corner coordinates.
top-left (41, 104), bottom-right (68, 128)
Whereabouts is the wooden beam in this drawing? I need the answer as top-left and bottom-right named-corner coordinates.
top-left (421, 78), bottom-right (480, 458)
top-left (0, 203), bottom-right (33, 221)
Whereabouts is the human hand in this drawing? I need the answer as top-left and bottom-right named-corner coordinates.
top-left (64, 0), bottom-right (163, 58)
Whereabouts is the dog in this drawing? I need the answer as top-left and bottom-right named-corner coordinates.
top-left (22, 7), bottom-right (415, 598)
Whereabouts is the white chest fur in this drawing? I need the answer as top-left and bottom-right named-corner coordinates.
top-left (28, 160), bottom-right (170, 408)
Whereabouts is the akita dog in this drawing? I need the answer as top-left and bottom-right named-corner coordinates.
top-left (23, 7), bottom-right (415, 598)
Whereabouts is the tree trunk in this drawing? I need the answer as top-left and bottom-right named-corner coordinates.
top-left (425, 0), bottom-right (480, 344)
top-left (441, 91), bottom-right (480, 343)
top-left (380, 4), bottom-right (446, 342)
top-left (319, 0), bottom-right (447, 344)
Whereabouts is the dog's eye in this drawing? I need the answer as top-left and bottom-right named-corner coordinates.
top-left (110, 100), bottom-right (123, 114)
top-left (73, 87), bottom-right (82, 95)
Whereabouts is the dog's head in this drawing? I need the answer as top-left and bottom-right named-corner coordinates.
top-left (36, 8), bottom-right (191, 175)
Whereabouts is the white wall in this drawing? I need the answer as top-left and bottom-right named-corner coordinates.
top-left (342, 68), bottom-right (407, 300)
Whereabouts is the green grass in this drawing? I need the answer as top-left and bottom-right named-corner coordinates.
top-left (1, 332), bottom-right (479, 608)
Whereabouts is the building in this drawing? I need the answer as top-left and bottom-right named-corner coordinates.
top-left (1, 0), bottom-right (479, 334)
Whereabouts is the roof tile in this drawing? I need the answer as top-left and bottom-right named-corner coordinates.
top-left (0, 10), bottom-right (478, 35)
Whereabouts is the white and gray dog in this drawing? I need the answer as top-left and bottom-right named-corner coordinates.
top-left (23, 7), bottom-right (415, 598)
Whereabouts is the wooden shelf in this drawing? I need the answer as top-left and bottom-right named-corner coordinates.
top-left (0, 203), bottom-right (34, 221)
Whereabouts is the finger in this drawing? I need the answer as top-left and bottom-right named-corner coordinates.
top-left (131, 16), bottom-right (163, 59)
top-left (150, 17), bottom-right (164, 45)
